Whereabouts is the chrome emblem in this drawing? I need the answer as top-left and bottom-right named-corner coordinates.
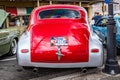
top-left (56, 46), bottom-right (64, 61)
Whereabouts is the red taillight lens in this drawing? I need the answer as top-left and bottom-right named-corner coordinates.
top-left (91, 49), bottom-right (99, 53)
top-left (21, 49), bottom-right (29, 53)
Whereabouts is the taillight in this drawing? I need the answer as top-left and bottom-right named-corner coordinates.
top-left (21, 49), bottom-right (29, 53)
top-left (91, 49), bottom-right (99, 53)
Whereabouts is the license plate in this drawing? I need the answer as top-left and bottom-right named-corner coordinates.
top-left (50, 37), bottom-right (68, 46)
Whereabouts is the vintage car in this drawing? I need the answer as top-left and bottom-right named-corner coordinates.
top-left (0, 9), bottom-right (20, 56)
top-left (92, 15), bottom-right (120, 49)
top-left (17, 5), bottom-right (103, 68)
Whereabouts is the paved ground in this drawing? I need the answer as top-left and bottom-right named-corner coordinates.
top-left (0, 55), bottom-right (85, 80)
top-left (30, 52), bottom-right (120, 80)
top-left (29, 67), bottom-right (120, 80)
top-left (1, 49), bottom-right (120, 80)
top-left (48, 67), bottom-right (120, 80)
top-left (30, 48), bottom-right (120, 80)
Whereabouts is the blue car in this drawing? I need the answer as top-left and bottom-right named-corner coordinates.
top-left (92, 15), bottom-right (120, 48)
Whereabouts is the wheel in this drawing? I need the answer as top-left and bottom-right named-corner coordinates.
top-left (8, 39), bottom-right (17, 55)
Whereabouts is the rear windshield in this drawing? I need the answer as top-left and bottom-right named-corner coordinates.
top-left (39, 9), bottom-right (80, 19)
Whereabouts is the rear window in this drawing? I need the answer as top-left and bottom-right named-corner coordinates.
top-left (39, 9), bottom-right (80, 19)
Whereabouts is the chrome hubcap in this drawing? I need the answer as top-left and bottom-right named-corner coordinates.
top-left (11, 39), bottom-right (17, 54)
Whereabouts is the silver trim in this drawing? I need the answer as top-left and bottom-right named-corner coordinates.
top-left (56, 46), bottom-right (64, 61)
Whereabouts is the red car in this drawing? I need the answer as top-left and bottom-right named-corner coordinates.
top-left (17, 5), bottom-right (103, 69)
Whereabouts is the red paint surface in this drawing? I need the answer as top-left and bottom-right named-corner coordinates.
top-left (29, 5), bottom-right (90, 63)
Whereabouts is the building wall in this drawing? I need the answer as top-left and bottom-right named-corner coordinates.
top-left (0, 2), bottom-right (92, 15)
top-left (92, 0), bottom-right (120, 17)
top-left (114, 0), bottom-right (120, 14)
top-left (0, 1), bottom-right (36, 8)
top-left (0, 1), bottom-right (93, 22)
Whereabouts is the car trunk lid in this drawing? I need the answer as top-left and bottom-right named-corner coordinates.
top-left (30, 19), bottom-right (90, 63)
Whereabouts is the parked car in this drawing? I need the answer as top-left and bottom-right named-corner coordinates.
top-left (92, 15), bottom-right (120, 48)
top-left (0, 9), bottom-right (25, 56)
top-left (17, 5), bottom-right (103, 69)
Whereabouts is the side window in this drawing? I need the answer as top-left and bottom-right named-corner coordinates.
top-left (96, 18), bottom-right (107, 27)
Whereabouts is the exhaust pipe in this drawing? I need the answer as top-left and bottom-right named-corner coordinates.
top-left (33, 68), bottom-right (38, 73)
top-left (81, 68), bottom-right (87, 73)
